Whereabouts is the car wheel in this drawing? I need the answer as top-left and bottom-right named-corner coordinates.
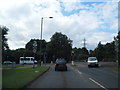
top-left (88, 65), bottom-right (90, 67)
top-left (55, 68), bottom-right (57, 71)
top-left (65, 68), bottom-right (67, 71)
top-left (96, 64), bottom-right (99, 67)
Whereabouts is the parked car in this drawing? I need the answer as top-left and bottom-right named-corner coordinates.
top-left (55, 58), bottom-right (67, 71)
top-left (3, 61), bottom-right (12, 65)
top-left (87, 57), bottom-right (99, 67)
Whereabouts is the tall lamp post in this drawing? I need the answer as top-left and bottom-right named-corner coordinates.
top-left (39, 17), bottom-right (53, 66)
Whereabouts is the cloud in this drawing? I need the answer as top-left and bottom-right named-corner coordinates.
top-left (0, 0), bottom-right (118, 50)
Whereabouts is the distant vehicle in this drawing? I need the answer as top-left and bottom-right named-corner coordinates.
top-left (3, 61), bottom-right (12, 65)
top-left (19, 57), bottom-right (37, 64)
top-left (55, 58), bottom-right (67, 71)
top-left (87, 57), bottom-right (99, 67)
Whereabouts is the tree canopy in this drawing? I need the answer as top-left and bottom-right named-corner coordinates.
top-left (1, 25), bottom-right (9, 61)
top-left (46, 32), bottom-right (72, 62)
top-left (0, 26), bottom-right (9, 51)
top-left (2, 26), bottom-right (119, 64)
top-left (117, 31), bottom-right (120, 65)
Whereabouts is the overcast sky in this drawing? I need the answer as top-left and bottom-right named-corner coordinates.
top-left (0, 0), bottom-right (119, 50)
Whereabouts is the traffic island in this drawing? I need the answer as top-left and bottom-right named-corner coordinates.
top-left (2, 66), bottom-right (50, 89)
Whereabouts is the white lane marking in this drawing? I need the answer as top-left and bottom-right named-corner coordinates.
top-left (89, 78), bottom-right (107, 90)
top-left (70, 66), bottom-right (82, 74)
top-left (76, 70), bottom-right (82, 74)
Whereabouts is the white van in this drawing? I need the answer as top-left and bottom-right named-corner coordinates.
top-left (19, 57), bottom-right (37, 64)
top-left (87, 57), bottom-right (99, 67)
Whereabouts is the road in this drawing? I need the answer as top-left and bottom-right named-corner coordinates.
top-left (75, 62), bottom-right (119, 88)
top-left (25, 62), bottom-right (119, 89)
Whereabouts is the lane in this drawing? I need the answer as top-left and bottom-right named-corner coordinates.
top-left (75, 62), bottom-right (118, 88)
top-left (26, 64), bottom-right (102, 88)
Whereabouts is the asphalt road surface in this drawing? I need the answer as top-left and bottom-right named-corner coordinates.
top-left (25, 62), bottom-right (119, 89)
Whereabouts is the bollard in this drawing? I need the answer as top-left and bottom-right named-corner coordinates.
top-left (33, 62), bottom-right (35, 68)
top-left (51, 61), bottom-right (53, 64)
top-left (12, 62), bottom-right (16, 68)
top-left (41, 61), bottom-right (43, 64)
top-left (71, 61), bottom-right (75, 65)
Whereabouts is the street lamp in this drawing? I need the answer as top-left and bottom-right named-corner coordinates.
top-left (39, 17), bottom-right (53, 66)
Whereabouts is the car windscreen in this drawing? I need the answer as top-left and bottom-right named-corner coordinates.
top-left (88, 58), bottom-right (97, 61)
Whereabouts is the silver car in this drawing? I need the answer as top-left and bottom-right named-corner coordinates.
top-left (3, 61), bottom-right (12, 65)
top-left (87, 57), bottom-right (99, 67)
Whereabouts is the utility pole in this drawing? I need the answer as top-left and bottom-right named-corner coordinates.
top-left (83, 38), bottom-right (86, 48)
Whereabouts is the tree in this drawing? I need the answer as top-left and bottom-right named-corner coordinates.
top-left (94, 41), bottom-right (105, 61)
top-left (26, 39), bottom-right (47, 52)
top-left (25, 39), bottom-right (47, 62)
top-left (46, 32), bottom-right (72, 62)
top-left (0, 26), bottom-right (9, 51)
top-left (72, 47), bottom-right (80, 61)
top-left (72, 47), bottom-right (89, 61)
top-left (117, 31), bottom-right (120, 65)
top-left (1, 26), bottom-right (9, 61)
top-left (9, 48), bottom-right (26, 63)
top-left (89, 50), bottom-right (94, 57)
top-left (104, 42), bottom-right (116, 61)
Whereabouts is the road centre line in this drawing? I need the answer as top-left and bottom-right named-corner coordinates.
top-left (70, 65), bottom-right (107, 89)
top-left (76, 69), bottom-right (82, 74)
top-left (89, 78), bottom-right (107, 90)
top-left (70, 66), bottom-right (82, 74)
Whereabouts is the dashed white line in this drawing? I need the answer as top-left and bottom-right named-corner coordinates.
top-left (70, 65), bottom-right (107, 89)
top-left (76, 70), bottom-right (82, 74)
top-left (70, 66), bottom-right (82, 74)
top-left (89, 78), bottom-right (107, 90)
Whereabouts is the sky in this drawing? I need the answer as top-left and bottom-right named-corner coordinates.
top-left (0, 0), bottom-right (119, 50)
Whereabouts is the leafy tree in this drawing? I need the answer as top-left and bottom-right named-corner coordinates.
top-left (46, 32), bottom-right (72, 62)
top-left (0, 26), bottom-right (9, 51)
top-left (104, 42), bottom-right (116, 61)
top-left (72, 47), bottom-right (80, 61)
top-left (117, 31), bottom-right (120, 65)
top-left (89, 50), bottom-right (94, 57)
top-left (71, 47), bottom-right (89, 61)
top-left (1, 26), bottom-right (9, 61)
top-left (80, 47), bottom-right (89, 60)
top-left (26, 39), bottom-right (47, 52)
top-left (25, 39), bottom-right (47, 62)
top-left (81, 47), bottom-right (89, 55)
top-left (93, 41), bottom-right (105, 61)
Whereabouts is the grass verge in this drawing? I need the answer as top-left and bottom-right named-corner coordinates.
top-left (108, 66), bottom-right (120, 71)
top-left (2, 66), bottom-right (49, 89)
top-left (2, 64), bottom-right (24, 69)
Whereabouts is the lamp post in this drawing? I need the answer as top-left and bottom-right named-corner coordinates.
top-left (39, 17), bottom-right (53, 66)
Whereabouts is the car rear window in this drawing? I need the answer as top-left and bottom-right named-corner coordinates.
top-left (56, 59), bottom-right (66, 64)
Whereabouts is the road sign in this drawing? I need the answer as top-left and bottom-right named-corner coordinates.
top-left (33, 41), bottom-right (37, 47)
top-left (33, 41), bottom-right (37, 53)
top-left (71, 51), bottom-right (75, 56)
top-left (33, 49), bottom-right (36, 53)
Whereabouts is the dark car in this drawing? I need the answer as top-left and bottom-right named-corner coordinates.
top-left (55, 58), bottom-right (67, 71)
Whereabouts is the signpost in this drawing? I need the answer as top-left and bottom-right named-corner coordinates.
top-left (44, 52), bottom-right (47, 65)
top-left (71, 51), bottom-right (75, 65)
top-left (33, 41), bottom-right (37, 68)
